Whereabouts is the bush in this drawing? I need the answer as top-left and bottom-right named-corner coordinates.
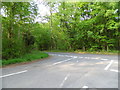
top-left (1, 51), bottom-right (49, 66)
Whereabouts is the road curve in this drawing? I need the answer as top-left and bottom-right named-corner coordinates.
top-left (1, 52), bottom-right (118, 89)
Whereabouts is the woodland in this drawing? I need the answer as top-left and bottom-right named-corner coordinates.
top-left (1, 1), bottom-right (119, 60)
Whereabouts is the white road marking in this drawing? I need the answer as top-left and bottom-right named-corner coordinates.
top-left (0, 70), bottom-right (28, 78)
top-left (50, 54), bottom-right (77, 58)
top-left (91, 58), bottom-right (99, 59)
top-left (77, 60), bottom-right (79, 63)
top-left (50, 54), bottom-right (115, 62)
top-left (64, 55), bottom-right (71, 57)
top-left (69, 63), bottom-right (74, 65)
top-left (58, 55), bottom-right (63, 56)
top-left (73, 56), bottom-right (77, 58)
top-left (50, 54), bottom-right (111, 60)
top-left (104, 60), bottom-right (114, 70)
top-left (52, 58), bottom-right (74, 65)
top-left (78, 57), bottom-right (83, 58)
top-left (101, 59), bottom-right (108, 61)
top-left (110, 69), bottom-right (118, 72)
top-left (84, 57), bottom-right (90, 59)
top-left (59, 74), bottom-right (70, 88)
top-left (114, 62), bottom-right (118, 64)
top-left (82, 85), bottom-right (88, 88)
top-left (49, 54), bottom-right (56, 56)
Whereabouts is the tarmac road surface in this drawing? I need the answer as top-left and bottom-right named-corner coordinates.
top-left (0, 52), bottom-right (119, 89)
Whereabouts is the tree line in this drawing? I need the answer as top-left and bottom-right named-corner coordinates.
top-left (2, 2), bottom-right (119, 60)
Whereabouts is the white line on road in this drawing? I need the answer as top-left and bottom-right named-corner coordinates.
top-left (84, 57), bottom-right (90, 59)
top-left (104, 60), bottom-right (114, 70)
top-left (73, 56), bottom-right (77, 58)
top-left (0, 70), bottom-right (28, 78)
top-left (82, 85), bottom-right (88, 88)
top-left (50, 54), bottom-right (78, 58)
top-left (114, 62), bottom-right (118, 64)
top-left (58, 55), bottom-right (64, 56)
top-left (101, 59), bottom-right (108, 61)
top-left (91, 58), bottom-right (99, 59)
top-left (52, 58), bottom-right (74, 66)
top-left (110, 69), bottom-right (118, 72)
top-left (59, 74), bottom-right (70, 88)
top-left (78, 57), bottom-right (83, 58)
top-left (50, 54), bottom-right (113, 60)
top-left (49, 54), bottom-right (57, 56)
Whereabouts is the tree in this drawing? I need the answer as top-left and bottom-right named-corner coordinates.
top-left (2, 2), bottom-right (38, 59)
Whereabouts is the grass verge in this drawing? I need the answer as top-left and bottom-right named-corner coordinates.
top-left (46, 49), bottom-right (118, 55)
top-left (1, 51), bottom-right (49, 67)
top-left (74, 50), bottom-right (118, 55)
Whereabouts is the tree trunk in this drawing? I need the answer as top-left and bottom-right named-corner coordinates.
top-left (83, 46), bottom-right (85, 51)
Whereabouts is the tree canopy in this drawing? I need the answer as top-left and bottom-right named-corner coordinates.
top-left (2, 1), bottom-right (119, 60)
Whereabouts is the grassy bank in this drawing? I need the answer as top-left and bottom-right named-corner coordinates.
top-left (74, 50), bottom-right (118, 55)
top-left (1, 51), bottom-right (49, 66)
top-left (46, 50), bottom-right (118, 55)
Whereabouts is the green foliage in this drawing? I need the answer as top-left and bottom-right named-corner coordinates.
top-left (2, 2), bottom-right (38, 59)
top-left (2, 51), bottom-right (48, 66)
top-left (2, 1), bottom-right (119, 62)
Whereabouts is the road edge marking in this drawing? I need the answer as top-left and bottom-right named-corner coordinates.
top-left (0, 70), bottom-right (28, 78)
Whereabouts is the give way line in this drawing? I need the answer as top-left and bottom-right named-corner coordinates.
top-left (104, 60), bottom-right (114, 70)
top-left (49, 54), bottom-right (116, 61)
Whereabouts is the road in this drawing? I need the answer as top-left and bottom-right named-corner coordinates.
top-left (0, 52), bottom-right (119, 89)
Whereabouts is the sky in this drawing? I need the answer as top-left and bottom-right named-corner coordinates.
top-left (34, 0), bottom-right (50, 23)
top-left (1, 0), bottom-right (51, 23)
top-left (34, 0), bottom-right (60, 23)
top-left (1, 0), bottom-right (50, 23)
